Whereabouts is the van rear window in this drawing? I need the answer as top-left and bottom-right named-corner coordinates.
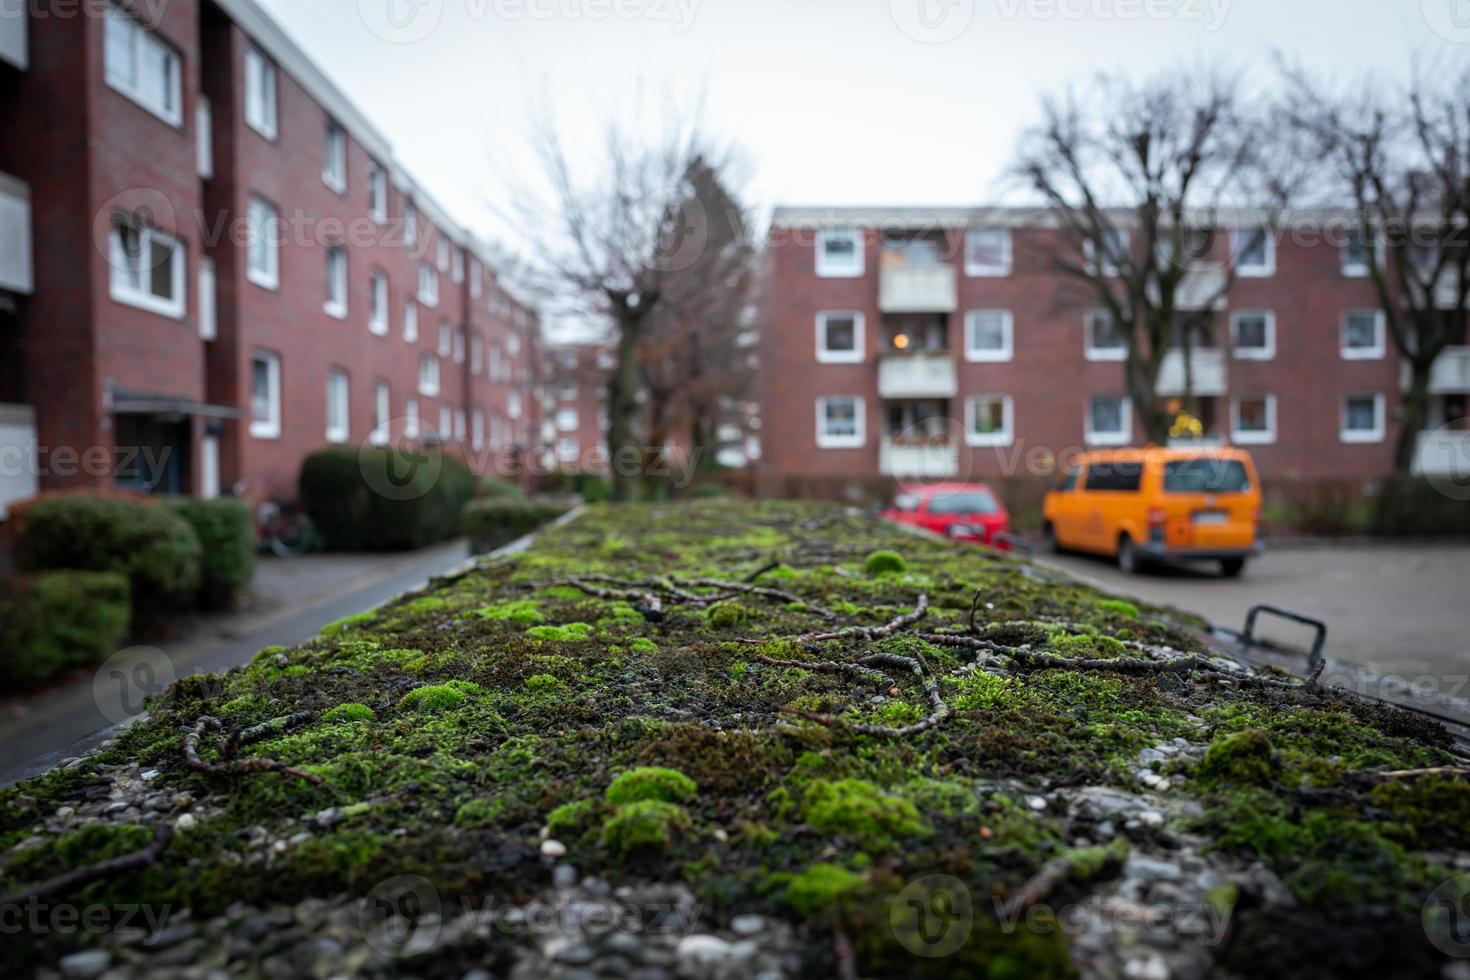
top-left (1163, 459), bottom-right (1252, 493)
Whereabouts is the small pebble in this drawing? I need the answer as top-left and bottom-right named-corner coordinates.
top-left (541, 839), bottom-right (568, 858)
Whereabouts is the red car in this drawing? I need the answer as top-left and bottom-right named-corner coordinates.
top-left (881, 483), bottom-right (1012, 547)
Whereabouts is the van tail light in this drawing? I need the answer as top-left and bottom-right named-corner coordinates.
top-left (1147, 508), bottom-right (1166, 528)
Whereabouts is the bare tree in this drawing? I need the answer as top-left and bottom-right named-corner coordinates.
top-left (1285, 66), bottom-right (1470, 473)
top-left (1012, 69), bottom-right (1302, 444)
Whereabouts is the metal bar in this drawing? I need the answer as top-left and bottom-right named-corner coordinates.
top-left (1242, 603), bottom-right (1328, 668)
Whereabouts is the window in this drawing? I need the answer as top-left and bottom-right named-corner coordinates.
top-left (453, 329), bottom-right (466, 364)
top-left (508, 391), bottom-right (523, 419)
top-left (369, 161), bottom-right (388, 224)
top-left (964, 310), bottom-right (1013, 362)
top-left (404, 202), bottom-right (418, 248)
top-left (403, 300), bottom-right (418, 343)
top-left (965, 395), bottom-right (1014, 447)
top-left (324, 245), bottom-right (347, 318)
top-left (1233, 227), bottom-right (1274, 277)
top-left (1085, 228), bottom-right (1127, 276)
top-left (109, 217), bottom-right (185, 317)
top-left (369, 268), bottom-right (389, 335)
top-left (1342, 310), bottom-right (1386, 359)
top-left (197, 98), bottom-right (213, 178)
top-left (323, 123), bottom-right (347, 192)
top-left (815, 229), bottom-right (863, 278)
top-left (559, 384), bottom-right (578, 401)
top-left (249, 352), bottom-right (281, 439)
top-left (439, 405), bottom-right (452, 442)
top-left (1342, 228), bottom-right (1374, 277)
top-left (1231, 394), bottom-right (1276, 445)
top-left (816, 311), bottom-right (864, 363)
top-left (1086, 395), bottom-right (1131, 446)
top-left (371, 380), bottom-right (390, 446)
top-left (1085, 310), bottom-right (1126, 360)
top-left (470, 334), bottom-right (483, 375)
top-left (452, 248), bottom-right (464, 284)
top-left (419, 262), bottom-right (438, 307)
top-left (556, 408), bottom-right (579, 432)
top-left (243, 45), bottom-right (277, 139)
top-left (198, 257), bottom-right (217, 340)
top-left (1163, 459), bottom-right (1252, 494)
top-left (325, 370), bottom-right (350, 443)
top-left (438, 321), bottom-right (452, 357)
top-left (470, 258), bottom-right (483, 298)
top-left (454, 409), bottom-right (466, 442)
top-left (557, 438), bottom-right (580, 464)
top-left (104, 6), bottom-right (181, 125)
top-left (247, 197), bottom-right (279, 290)
top-left (816, 396), bottom-right (864, 449)
top-left (472, 409), bottom-right (485, 452)
top-left (437, 238), bottom-right (450, 273)
top-left (418, 354), bottom-right (440, 396)
top-left (964, 228), bottom-right (1012, 277)
top-left (1230, 310), bottom-right (1275, 360)
top-left (1085, 460), bottom-right (1143, 492)
top-left (1342, 393), bottom-right (1385, 443)
top-left (929, 489), bottom-right (1001, 515)
top-left (405, 397), bottom-right (420, 439)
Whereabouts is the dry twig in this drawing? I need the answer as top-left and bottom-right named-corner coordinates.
top-left (185, 716), bottom-right (322, 785)
top-left (0, 821), bottom-right (173, 908)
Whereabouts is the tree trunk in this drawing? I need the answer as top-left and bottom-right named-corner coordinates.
top-left (607, 307), bottom-right (644, 502)
top-left (1394, 362), bottom-right (1433, 475)
top-left (1125, 355), bottom-right (1170, 445)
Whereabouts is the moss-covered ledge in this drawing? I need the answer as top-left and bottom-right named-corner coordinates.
top-left (2, 501), bottom-right (1465, 979)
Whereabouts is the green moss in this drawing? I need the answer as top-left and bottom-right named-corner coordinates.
top-left (600, 800), bottom-right (690, 856)
top-left (629, 638), bottom-right (659, 654)
top-left (864, 550), bottom-right (907, 575)
top-left (784, 862), bottom-right (867, 916)
top-left (454, 797), bottom-right (503, 828)
top-left (320, 611), bottom-right (374, 636)
top-left (802, 779), bottom-right (927, 851)
top-left (547, 799), bottom-right (599, 837)
top-left (398, 680), bottom-right (482, 712)
top-left (1198, 729), bottom-right (1278, 785)
top-left (1094, 598), bottom-right (1140, 620)
top-left (524, 673), bottom-right (570, 696)
top-left (526, 622), bottom-right (594, 642)
top-left (401, 596), bottom-right (449, 615)
top-left (706, 601), bottom-right (749, 629)
top-left (322, 703), bottom-right (374, 723)
top-left (954, 671), bottom-right (1018, 711)
top-left (472, 599), bottom-right (546, 624)
top-left (606, 767), bottom-right (698, 805)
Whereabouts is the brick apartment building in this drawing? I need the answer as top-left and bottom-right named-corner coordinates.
top-left (0, 0), bottom-right (541, 518)
top-left (757, 206), bottom-right (1470, 497)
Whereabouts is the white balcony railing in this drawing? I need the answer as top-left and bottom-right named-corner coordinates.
top-left (0, 3), bottom-right (26, 70)
top-left (877, 352), bottom-right (958, 400)
top-left (0, 172), bottom-right (32, 294)
top-left (880, 439), bottom-right (959, 479)
top-left (1413, 430), bottom-right (1470, 479)
top-left (1147, 265), bottom-right (1228, 311)
top-left (879, 264), bottom-right (958, 314)
top-left (1156, 348), bottom-right (1227, 397)
top-left (1428, 347), bottom-right (1470, 395)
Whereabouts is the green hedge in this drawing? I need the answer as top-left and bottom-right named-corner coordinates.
top-left (1373, 477), bottom-right (1470, 536)
top-left (167, 498), bottom-right (256, 607)
top-left (19, 496), bottom-right (202, 615)
top-left (0, 571), bottom-right (131, 685)
top-left (300, 447), bottom-right (478, 551)
top-left (480, 476), bottom-right (526, 501)
top-left (463, 500), bottom-right (573, 554)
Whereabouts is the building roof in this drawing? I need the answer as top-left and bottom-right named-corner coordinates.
top-left (769, 205), bottom-right (1361, 230)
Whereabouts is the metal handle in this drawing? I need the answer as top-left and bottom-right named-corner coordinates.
top-left (1243, 604), bottom-right (1327, 668)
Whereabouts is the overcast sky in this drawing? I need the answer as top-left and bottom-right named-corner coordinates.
top-left (257, 0), bottom-right (1460, 242)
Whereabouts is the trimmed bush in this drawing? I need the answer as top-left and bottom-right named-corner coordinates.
top-left (463, 500), bottom-right (573, 554)
top-left (0, 571), bottom-right (131, 684)
top-left (299, 447), bottom-right (477, 551)
top-left (1373, 476), bottom-right (1470, 537)
top-left (18, 495), bottom-right (202, 615)
top-left (479, 476), bottom-right (526, 501)
top-left (167, 498), bottom-right (255, 607)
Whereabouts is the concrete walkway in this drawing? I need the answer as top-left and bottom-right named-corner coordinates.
top-left (0, 539), bottom-right (472, 786)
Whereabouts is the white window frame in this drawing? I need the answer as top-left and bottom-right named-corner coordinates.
top-left (1230, 309), bottom-right (1276, 360)
top-left (323, 122), bottom-right (347, 193)
top-left (418, 354), bottom-right (440, 397)
top-left (324, 244), bottom-right (348, 319)
top-left (371, 380), bottom-right (390, 446)
top-left (815, 395), bottom-right (865, 449)
top-left (556, 408), bottom-right (580, 432)
top-left (1085, 395), bottom-right (1132, 447)
top-left (964, 228), bottom-right (1012, 277)
top-left (326, 370), bottom-right (350, 444)
top-left (109, 217), bottom-right (186, 318)
top-left (439, 405), bottom-right (452, 442)
top-left (964, 309), bottom-right (1014, 363)
top-left (508, 390), bottom-right (523, 420)
top-left (1232, 227), bottom-right (1275, 278)
top-left (246, 196), bottom-right (280, 290)
top-left (1085, 229), bottom-right (1127, 277)
top-left (438, 321), bottom-right (452, 357)
top-left (405, 397), bottom-right (420, 439)
top-left (249, 351), bottom-right (282, 440)
top-left (1341, 309), bottom-right (1386, 360)
top-left (404, 300), bottom-right (419, 343)
top-left (104, 6), bottom-right (182, 127)
top-left (815, 229), bottom-right (864, 278)
top-left (1084, 309), bottom-right (1127, 361)
top-left (1230, 393), bottom-right (1277, 445)
top-left (418, 262), bottom-right (439, 307)
top-left (369, 161), bottom-right (388, 224)
top-left (196, 98), bottom-right (213, 178)
top-left (815, 311), bottom-right (865, 364)
top-left (1341, 393), bottom-right (1386, 444)
top-left (369, 268), bottom-right (389, 335)
top-left (1342, 229), bottom-right (1374, 278)
top-left (965, 395), bottom-right (1014, 447)
top-left (470, 333), bottom-right (483, 375)
top-left (198, 257), bottom-right (217, 340)
top-left (243, 45), bottom-right (278, 140)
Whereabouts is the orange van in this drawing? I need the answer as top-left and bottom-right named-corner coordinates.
top-left (1041, 447), bottom-right (1263, 576)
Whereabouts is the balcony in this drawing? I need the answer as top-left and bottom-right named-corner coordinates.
top-left (1146, 265), bottom-right (1228, 311)
top-left (880, 438), bottom-right (959, 479)
top-left (1156, 349), bottom-right (1227, 397)
top-left (0, 3), bottom-right (25, 70)
top-left (0, 172), bottom-right (32, 295)
top-left (878, 351), bottom-right (957, 400)
top-left (879, 264), bottom-right (957, 314)
top-left (1428, 347), bottom-right (1470, 394)
top-left (1412, 429), bottom-right (1470, 479)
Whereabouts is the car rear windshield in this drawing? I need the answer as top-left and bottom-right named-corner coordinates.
top-left (1085, 462), bottom-right (1143, 492)
top-left (1163, 459), bottom-right (1253, 493)
top-left (928, 490), bottom-right (1000, 515)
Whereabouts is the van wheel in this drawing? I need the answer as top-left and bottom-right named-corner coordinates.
top-left (1117, 536), bottom-right (1140, 575)
top-left (1220, 557), bottom-right (1246, 578)
top-left (1041, 523), bottom-right (1059, 554)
